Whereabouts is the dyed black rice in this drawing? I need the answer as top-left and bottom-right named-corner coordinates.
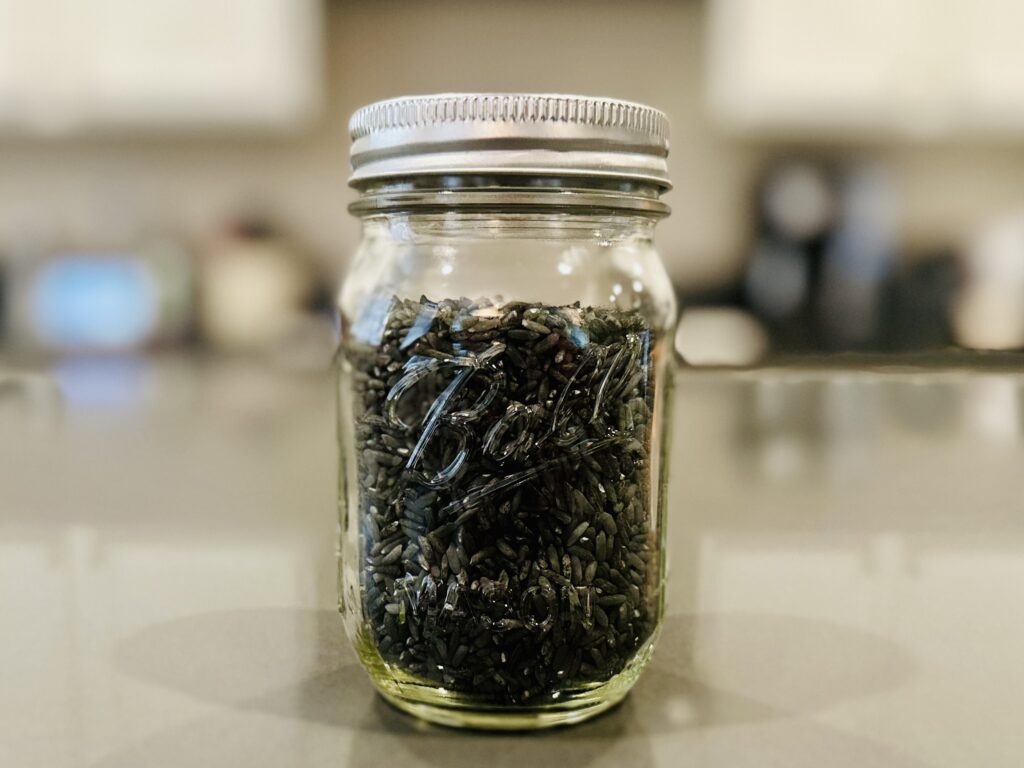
top-left (343, 295), bottom-right (661, 704)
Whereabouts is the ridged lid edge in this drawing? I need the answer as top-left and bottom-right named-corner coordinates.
top-left (349, 93), bottom-right (669, 146)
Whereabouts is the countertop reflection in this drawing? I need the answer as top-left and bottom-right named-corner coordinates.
top-left (2, 356), bottom-right (1022, 767)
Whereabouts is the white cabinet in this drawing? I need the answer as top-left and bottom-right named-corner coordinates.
top-left (0, 0), bottom-right (321, 135)
top-left (708, 0), bottom-right (1024, 138)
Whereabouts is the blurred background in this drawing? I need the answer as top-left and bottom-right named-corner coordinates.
top-left (1, 0), bottom-right (1024, 366)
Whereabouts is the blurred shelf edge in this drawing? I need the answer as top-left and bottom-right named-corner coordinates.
top-left (0, 0), bottom-right (324, 138)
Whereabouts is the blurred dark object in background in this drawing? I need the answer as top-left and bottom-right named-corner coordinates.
top-left (740, 159), bottom-right (902, 355)
top-left (882, 251), bottom-right (961, 353)
top-left (743, 159), bottom-right (836, 353)
top-left (682, 155), bottom-right (1011, 364)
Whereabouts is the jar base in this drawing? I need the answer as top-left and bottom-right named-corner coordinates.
top-left (358, 630), bottom-right (657, 731)
top-left (375, 685), bottom-right (627, 730)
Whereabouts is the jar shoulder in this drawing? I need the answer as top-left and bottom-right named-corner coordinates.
top-left (340, 228), bottom-right (676, 336)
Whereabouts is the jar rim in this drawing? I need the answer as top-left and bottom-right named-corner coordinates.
top-left (348, 176), bottom-right (671, 218)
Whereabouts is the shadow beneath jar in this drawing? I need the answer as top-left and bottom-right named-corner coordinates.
top-left (350, 695), bottom-right (656, 768)
top-left (111, 607), bottom-right (915, 768)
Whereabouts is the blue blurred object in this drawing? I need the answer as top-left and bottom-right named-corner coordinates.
top-left (817, 165), bottom-right (897, 348)
top-left (29, 253), bottom-right (159, 351)
top-left (744, 237), bottom-right (811, 322)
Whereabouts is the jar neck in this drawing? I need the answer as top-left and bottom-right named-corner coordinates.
top-left (360, 209), bottom-right (659, 245)
top-left (349, 174), bottom-right (670, 219)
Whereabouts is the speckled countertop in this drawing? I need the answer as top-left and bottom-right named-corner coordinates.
top-left (2, 357), bottom-right (1022, 767)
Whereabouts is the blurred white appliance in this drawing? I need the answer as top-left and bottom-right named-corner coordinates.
top-left (197, 225), bottom-right (316, 352)
top-left (953, 211), bottom-right (1024, 351)
top-left (0, 0), bottom-right (321, 135)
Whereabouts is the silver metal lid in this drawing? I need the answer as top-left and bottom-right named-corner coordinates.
top-left (348, 93), bottom-right (671, 189)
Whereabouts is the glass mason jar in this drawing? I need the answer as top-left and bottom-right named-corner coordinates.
top-left (337, 94), bottom-right (676, 729)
